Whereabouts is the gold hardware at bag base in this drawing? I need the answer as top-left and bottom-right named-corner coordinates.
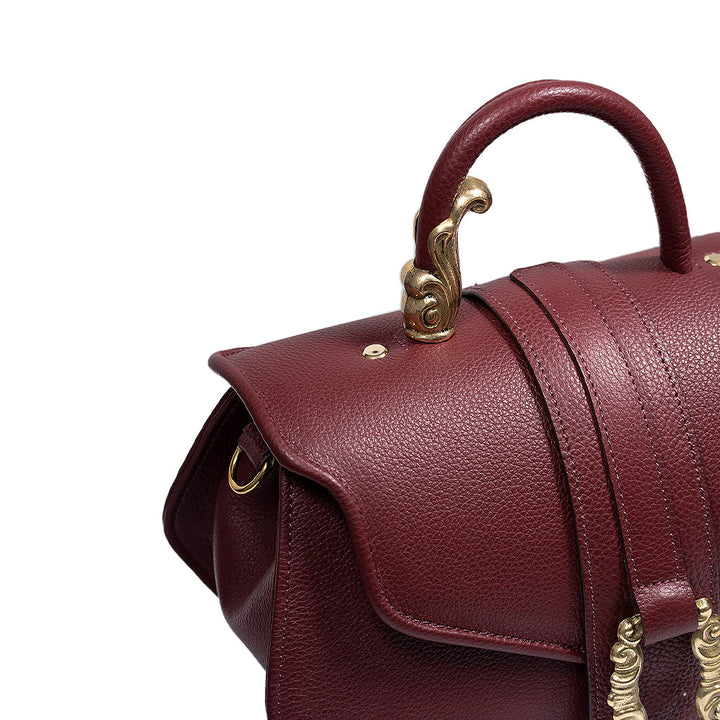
top-left (705, 253), bottom-right (720, 267)
top-left (607, 598), bottom-right (720, 720)
top-left (228, 446), bottom-right (275, 495)
top-left (401, 176), bottom-right (492, 343)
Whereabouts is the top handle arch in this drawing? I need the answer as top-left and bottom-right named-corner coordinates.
top-left (403, 80), bottom-right (693, 343)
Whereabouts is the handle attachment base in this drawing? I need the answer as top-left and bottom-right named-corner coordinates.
top-left (401, 176), bottom-right (491, 343)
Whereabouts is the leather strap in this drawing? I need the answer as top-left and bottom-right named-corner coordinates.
top-left (470, 261), bottom-right (717, 718)
top-left (238, 422), bottom-right (272, 469)
top-left (415, 80), bottom-right (693, 274)
top-left (468, 278), bottom-right (627, 720)
top-left (513, 261), bottom-right (717, 644)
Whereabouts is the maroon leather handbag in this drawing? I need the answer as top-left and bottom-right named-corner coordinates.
top-left (164, 80), bottom-right (720, 720)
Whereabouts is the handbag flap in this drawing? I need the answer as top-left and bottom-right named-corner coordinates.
top-left (210, 302), bottom-right (586, 663)
top-left (210, 236), bottom-right (720, 665)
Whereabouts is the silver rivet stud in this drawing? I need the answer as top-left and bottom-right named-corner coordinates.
top-left (705, 253), bottom-right (720, 267)
top-left (362, 343), bottom-right (388, 359)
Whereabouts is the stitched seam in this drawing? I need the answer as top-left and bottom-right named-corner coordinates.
top-left (517, 271), bottom-right (641, 585)
top-left (592, 262), bottom-right (717, 598)
top-left (276, 478), bottom-right (295, 720)
top-left (221, 352), bottom-right (582, 654)
top-left (559, 264), bottom-right (682, 583)
top-left (641, 578), bottom-right (686, 588)
top-left (482, 288), bottom-right (599, 715)
top-left (517, 269), bottom-right (678, 588)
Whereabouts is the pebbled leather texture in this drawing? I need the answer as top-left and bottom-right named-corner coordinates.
top-left (164, 234), bottom-right (720, 719)
top-left (415, 80), bottom-right (693, 274)
top-left (166, 235), bottom-right (720, 720)
top-left (211, 300), bottom-right (586, 662)
top-left (163, 81), bottom-right (720, 718)
top-left (266, 470), bottom-right (587, 720)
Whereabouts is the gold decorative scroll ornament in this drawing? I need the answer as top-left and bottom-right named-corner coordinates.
top-left (607, 614), bottom-right (647, 720)
top-left (401, 176), bottom-right (492, 342)
top-left (607, 598), bottom-right (720, 720)
top-left (693, 598), bottom-right (720, 720)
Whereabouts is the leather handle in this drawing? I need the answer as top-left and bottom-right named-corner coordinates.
top-left (415, 80), bottom-right (693, 274)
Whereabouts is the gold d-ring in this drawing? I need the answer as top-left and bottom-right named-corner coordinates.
top-left (228, 446), bottom-right (275, 495)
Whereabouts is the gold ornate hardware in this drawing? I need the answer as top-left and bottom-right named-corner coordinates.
top-left (362, 343), bottom-right (388, 359)
top-left (607, 598), bottom-right (720, 720)
top-left (401, 176), bottom-right (492, 343)
top-left (692, 598), bottom-right (720, 720)
top-left (705, 253), bottom-right (720, 267)
top-left (607, 613), bottom-right (647, 720)
top-left (228, 446), bottom-right (275, 495)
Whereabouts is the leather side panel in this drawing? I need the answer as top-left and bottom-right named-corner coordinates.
top-left (213, 457), bottom-right (279, 668)
top-left (164, 389), bottom-right (279, 668)
top-left (163, 389), bottom-right (247, 592)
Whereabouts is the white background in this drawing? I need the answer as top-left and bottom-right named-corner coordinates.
top-left (2, 2), bottom-right (719, 718)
